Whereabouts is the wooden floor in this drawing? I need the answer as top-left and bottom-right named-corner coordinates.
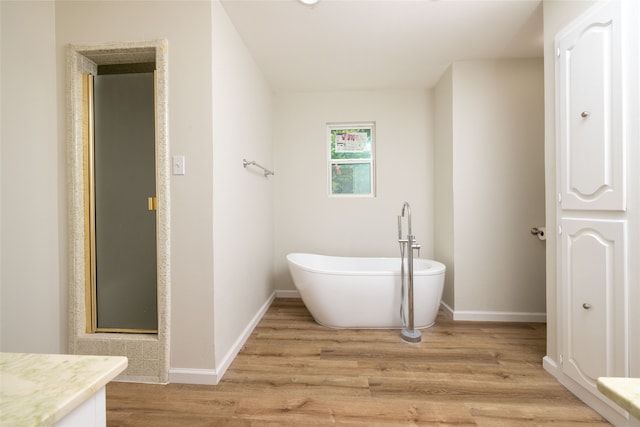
top-left (106, 298), bottom-right (610, 426)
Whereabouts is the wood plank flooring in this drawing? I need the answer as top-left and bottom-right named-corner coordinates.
top-left (106, 298), bottom-right (610, 426)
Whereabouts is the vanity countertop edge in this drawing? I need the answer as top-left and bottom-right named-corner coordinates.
top-left (597, 377), bottom-right (640, 421)
top-left (0, 352), bottom-right (128, 426)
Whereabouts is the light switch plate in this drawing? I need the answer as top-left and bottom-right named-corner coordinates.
top-left (173, 155), bottom-right (185, 175)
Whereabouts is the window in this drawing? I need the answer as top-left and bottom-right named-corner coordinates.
top-left (328, 122), bottom-right (375, 196)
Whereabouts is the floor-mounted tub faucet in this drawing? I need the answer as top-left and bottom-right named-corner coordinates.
top-left (398, 202), bottom-right (422, 343)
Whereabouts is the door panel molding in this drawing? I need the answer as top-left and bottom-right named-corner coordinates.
top-left (560, 218), bottom-right (627, 389)
top-left (556, 1), bottom-right (625, 211)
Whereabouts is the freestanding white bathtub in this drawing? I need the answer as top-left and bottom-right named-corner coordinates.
top-left (286, 253), bottom-right (446, 329)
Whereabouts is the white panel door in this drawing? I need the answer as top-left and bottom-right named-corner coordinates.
top-left (556, 1), bottom-right (624, 211)
top-left (560, 218), bottom-right (627, 396)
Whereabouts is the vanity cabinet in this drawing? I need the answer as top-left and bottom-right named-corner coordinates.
top-left (555, 0), bottom-right (638, 425)
top-left (559, 219), bottom-right (627, 391)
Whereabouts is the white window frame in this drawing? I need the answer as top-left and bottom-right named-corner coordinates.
top-left (327, 122), bottom-right (376, 197)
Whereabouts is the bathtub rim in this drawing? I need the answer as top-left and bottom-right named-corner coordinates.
top-left (286, 252), bottom-right (446, 277)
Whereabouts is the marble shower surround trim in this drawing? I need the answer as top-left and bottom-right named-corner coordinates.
top-left (67, 40), bottom-right (170, 383)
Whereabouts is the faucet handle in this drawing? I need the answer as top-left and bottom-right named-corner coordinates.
top-left (412, 243), bottom-right (421, 257)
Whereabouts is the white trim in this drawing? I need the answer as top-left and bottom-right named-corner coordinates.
top-left (440, 302), bottom-right (546, 323)
top-left (545, 357), bottom-right (631, 425)
top-left (440, 301), bottom-right (454, 318)
top-left (168, 293), bottom-right (275, 385)
top-left (168, 368), bottom-right (218, 385)
top-left (214, 292), bottom-right (275, 382)
top-left (546, 365), bottom-right (629, 426)
top-left (453, 310), bottom-right (546, 323)
top-left (275, 289), bottom-right (300, 298)
top-left (542, 355), bottom-right (559, 375)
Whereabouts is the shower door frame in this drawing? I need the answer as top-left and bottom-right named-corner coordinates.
top-left (85, 71), bottom-right (159, 334)
top-left (68, 40), bottom-right (170, 383)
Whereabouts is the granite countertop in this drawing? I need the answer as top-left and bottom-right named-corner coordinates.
top-left (597, 377), bottom-right (640, 420)
top-left (0, 352), bottom-right (127, 427)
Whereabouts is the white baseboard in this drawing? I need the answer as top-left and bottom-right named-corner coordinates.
top-left (215, 292), bottom-right (275, 382)
top-left (169, 292), bottom-right (275, 385)
top-left (542, 355), bottom-right (559, 375)
top-left (440, 301), bottom-right (546, 323)
top-left (271, 297), bottom-right (544, 322)
top-left (275, 289), bottom-right (300, 298)
top-left (168, 367), bottom-right (218, 385)
top-left (440, 301), bottom-right (455, 318)
top-left (544, 360), bottom-right (628, 426)
top-left (168, 297), bottom-right (544, 384)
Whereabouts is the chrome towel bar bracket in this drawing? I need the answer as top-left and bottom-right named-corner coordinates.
top-left (243, 158), bottom-right (274, 178)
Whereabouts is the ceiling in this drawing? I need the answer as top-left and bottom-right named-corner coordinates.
top-left (220, 0), bottom-right (543, 93)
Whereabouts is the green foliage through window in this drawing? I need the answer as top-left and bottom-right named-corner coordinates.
top-left (330, 128), bottom-right (372, 160)
top-left (328, 123), bottom-right (375, 196)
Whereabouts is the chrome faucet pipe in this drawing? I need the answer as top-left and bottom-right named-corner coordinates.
top-left (407, 232), bottom-right (415, 332)
top-left (399, 201), bottom-right (421, 343)
top-left (401, 201), bottom-right (412, 236)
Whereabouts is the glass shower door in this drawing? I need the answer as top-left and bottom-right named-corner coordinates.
top-left (92, 72), bottom-right (158, 332)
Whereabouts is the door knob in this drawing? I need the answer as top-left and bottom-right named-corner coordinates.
top-left (531, 227), bottom-right (546, 240)
top-left (582, 303), bottom-right (591, 310)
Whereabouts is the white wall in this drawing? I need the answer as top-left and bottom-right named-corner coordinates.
top-left (273, 90), bottom-right (435, 290)
top-left (1, 0), bottom-right (274, 382)
top-left (55, 0), bottom-right (218, 372)
top-left (0, 1), bottom-right (64, 353)
top-left (541, 0), bottom-right (596, 368)
top-left (453, 59), bottom-right (545, 316)
top-left (0, 0), bottom-right (572, 384)
top-left (211, 0), bottom-right (274, 371)
top-left (435, 59), bottom-right (546, 319)
top-left (434, 66), bottom-right (454, 308)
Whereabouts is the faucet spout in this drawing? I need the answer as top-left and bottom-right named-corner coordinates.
top-left (400, 201), bottom-right (412, 237)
